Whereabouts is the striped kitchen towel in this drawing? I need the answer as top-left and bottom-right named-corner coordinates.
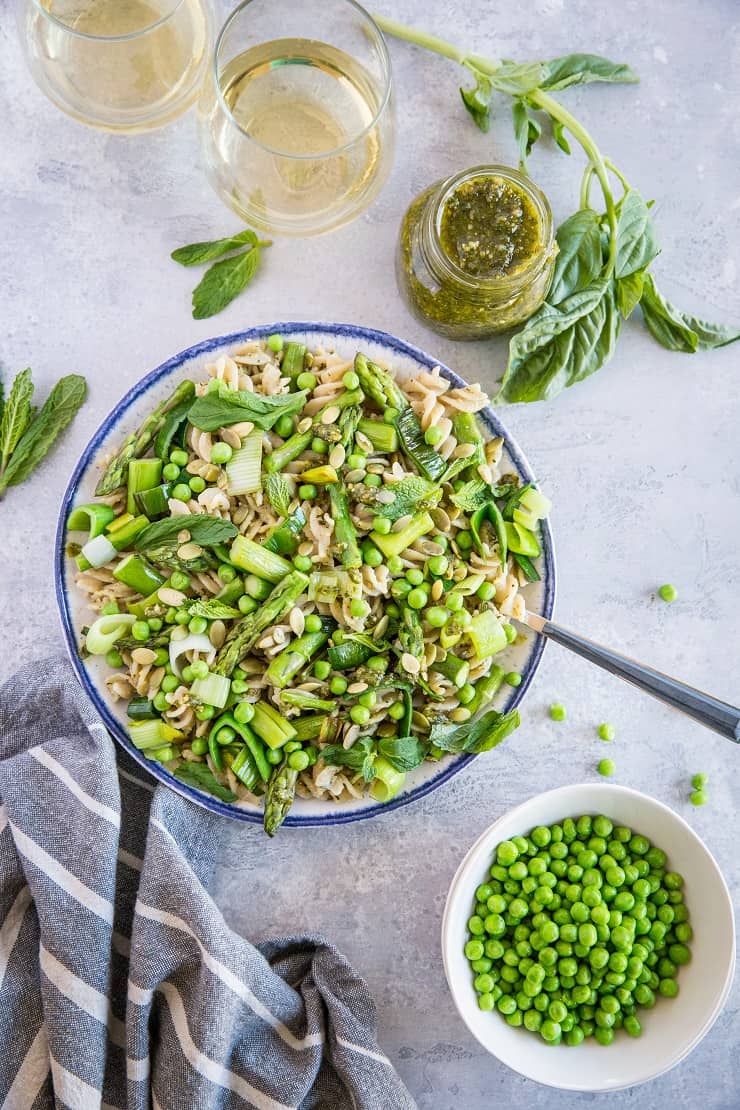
top-left (0, 658), bottom-right (415, 1110)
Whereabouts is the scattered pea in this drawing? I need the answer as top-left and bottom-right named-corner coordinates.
top-left (170, 448), bottom-right (189, 468)
top-left (275, 414), bottom-right (295, 439)
top-left (598, 759), bottom-right (616, 777)
top-left (210, 442), bottom-right (233, 466)
top-left (598, 723), bottom-right (616, 742)
top-left (690, 790), bottom-right (707, 806)
top-left (296, 371), bottom-right (317, 391)
top-left (658, 583), bottom-right (678, 603)
top-left (299, 483), bottom-right (318, 500)
top-left (342, 370), bottom-right (360, 391)
top-left (505, 672), bottom-right (522, 688)
top-left (311, 437), bottom-right (328, 455)
top-left (550, 703), bottom-right (566, 721)
top-left (293, 554), bottom-right (313, 573)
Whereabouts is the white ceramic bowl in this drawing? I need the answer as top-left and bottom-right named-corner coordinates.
top-left (442, 783), bottom-right (735, 1092)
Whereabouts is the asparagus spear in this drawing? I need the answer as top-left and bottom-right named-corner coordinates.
top-left (96, 380), bottom-right (195, 495)
top-left (264, 389), bottom-right (364, 474)
top-left (264, 760), bottom-right (299, 836)
top-left (213, 570), bottom-right (309, 676)
top-left (354, 353), bottom-right (446, 481)
top-left (264, 626), bottom-right (333, 688)
top-left (399, 605), bottom-right (424, 659)
top-left (327, 404), bottom-right (363, 569)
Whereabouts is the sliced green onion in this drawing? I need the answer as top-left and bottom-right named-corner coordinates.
top-left (230, 535), bottom-right (292, 581)
top-left (168, 632), bottom-right (215, 677)
top-left (81, 534), bottom-right (118, 569)
top-left (190, 673), bottom-right (231, 709)
top-left (126, 457), bottom-right (163, 515)
top-left (467, 610), bottom-right (508, 659)
top-left (67, 503), bottom-right (116, 539)
top-left (357, 417), bottom-right (399, 453)
top-left (250, 700), bottom-right (297, 749)
top-left (371, 511), bottom-right (435, 559)
top-left (128, 718), bottom-right (183, 751)
top-left (113, 554), bottom-right (166, 596)
top-left (226, 430), bottom-right (263, 496)
top-left (85, 613), bottom-right (136, 655)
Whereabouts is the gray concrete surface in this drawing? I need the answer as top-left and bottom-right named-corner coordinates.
top-left (2, 0), bottom-right (739, 1105)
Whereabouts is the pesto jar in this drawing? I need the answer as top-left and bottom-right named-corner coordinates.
top-left (397, 164), bottom-right (557, 340)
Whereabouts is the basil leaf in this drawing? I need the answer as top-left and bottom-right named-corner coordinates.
top-left (548, 210), bottom-right (603, 305)
top-left (639, 274), bottom-right (740, 352)
top-left (265, 471), bottom-right (293, 518)
top-left (614, 189), bottom-right (660, 279)
top-left (551, 118), bottom-right (571, 155)
top-left (499, 279), bottom-right (619, 402)
top-left (188, 386), bottom-right (308, 432)
top-left (430, 708), bottom-right (520, 754)
top-left (378, 736), bottom-right (427, 772)
top-left (615, 269), bottom-right (645, 319)
top-left (188, 599), bottom-right (241, 620)
top-left (192, 246), bottom-right (262, 320)
top-left (460, 65), bottom-right (493, 132)
top-left (135, 515), bottom-right (237, 552)
top-left (172, 229), bottom-right (258, 267)
top-left (540, 54), bottom-right (639, 92)
top-left (489, 60), bottom-right (548, 96)
top-left (0, 367), bottom-right (34, 476)
top-left (173, 762), bottom-right (237, 802)
top-left (512, 100), bottom-right (542, 171)
top-left (0, 374), bottom-right (86, 493)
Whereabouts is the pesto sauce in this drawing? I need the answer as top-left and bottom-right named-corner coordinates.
top-left (439, 175), bottom-right (543, 279)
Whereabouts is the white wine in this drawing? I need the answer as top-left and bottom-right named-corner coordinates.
top-left (200, 37), bottom-right (394, 236)
top-left (23, 0), bottom-right (210, 132)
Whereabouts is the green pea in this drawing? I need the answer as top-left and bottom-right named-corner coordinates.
top-left (690, 789), bottom-right (707, 806)
top-left (425, 606), bottom-right (449, 628)
top-left (424, 425), bottom-right (444, 446)
top-left (341, 370), bottom-right (360, 391)
top-left (446, 592), bottom-right (465, 612)
top-left (237, 595), bottom-right (257, 614)
top-left (456, 530), bottom-right (472, 551)
top-left (598, 722), bottom-right (616, 741)
top-left (407, 587), bottom-right (428, 610)
top-left (367, 655), bottom-right (388, 674)
top-left (299, 484), bottom-right (318, 500)
top-left (275, 414), bottom-right (296, 440)
top-left (189, 475), bottom-right (206, 494)
top-left (427, 555), bottom-right (449, 577)
top-left (478, 993), bottom-right (495, 1011)
top-left (188, 616), bottom-right (208, 635)
top-left (691, 772), bottom-right (708, 789)
top-left (105, 649), bottom-right (123, 669)
top-left (330, 676), bottom-right (348, 696)
top-left (131, 621), bottom-right (150, 641)
top-left (170, 448), bottom-right (189, 468)
top-left (181, 665), bottom-right (195, 684)
top-left (266, 333), bottom-right (284, 352)
top-left (350, 598), bottom-right (370, 618)
top-left (346, 452), bottom-right (367, 470)
top-left (266, 748), bottom-right (283, 765)
top-left (505, 672), bottom-right (522, 687)
top-left (504, 623), bottom-right (517, 644)
top-left (294, 372), bottom-right (316, 392)
top-left (171, 483), bottom-right (192, 503)
top-left (350, 705), bottom-right (371, 726)
top-left (372, 516), bottom-right (392, 535)
top-left (658, 583), bottom-right (678, 602)
top-left (162, 462), bottom-right (180, 482)
top-left (364, 473), bottom-right (382, 488)
top-left (465, 939), bottom-right (485, 961)
top-left (288, 750), bottom-right (310, 771)
top-left (362, 543), bottom-right (383, 567)
top-left (598, 758), bottom-right (615, 777)
top-left (387, 700), bottom-right (406, 721)
top-left (549, 703), bottom-right (566, 721)
top-left (359, 690), bottom-right (377, 709)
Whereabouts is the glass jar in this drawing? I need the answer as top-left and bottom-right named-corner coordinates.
top-left (397, 164), bottom-right (558, 340)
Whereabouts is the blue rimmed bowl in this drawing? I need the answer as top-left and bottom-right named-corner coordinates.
top-left (55, 323), bottom-right (556, 826)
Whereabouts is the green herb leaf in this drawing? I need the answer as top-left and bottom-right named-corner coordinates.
top-left (136, 515), bottom-right (237, 552)
top-left (539, 53), bottom-right (639, 92)
top-left (639, 274), bottom-right (740, 352)
top-left (488, 60), bottom-right (549, 96)
top-left (377, 736), bottom-right (427, 772)
top-left (188, 386), bottom-right (308, 432)
top-left (322, 736), bottom-right (375, 777)
top-left (512, 99), bottom-right (542, 171)
top-left (192, 246), bottom-right (263, 320)
top-left (0, 374), bottom-right (86, 495)
top-left (615, 269), bottom-right (645, 319)
top-left (451, 478), bottom-right (493, 512)
top-left (368, 475), bottom-right (442, 521)
top-left (265, 471), bottom-right (293, 518)
top-left (279, 690), bottom-right (337, 711)
top-left (551, 118), bottom-right (571, 155)
top-left (460, 65), bottom-right (493, 132)
top-left (429, 707), bottom-right (521, 753)
top-left (614, 189), bottom-right (660, 279)
top-left (499, 278), bottom-right (621, 402)
top-left (187, 599), bottom-right (241, 620)
top-left (0, 367), bottom-right (34, 478)
top-left (172, 229), bottom-right (258, 267)
top-left (548, 209), bottom-right (603, 306)
top-left (173, 762), bottom-right (237, 802)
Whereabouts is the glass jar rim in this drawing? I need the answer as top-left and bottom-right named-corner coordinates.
top-left (428, 164), bottom-right (555, 292)
top-left (29, 0), bottom-right (185, 41)
top-left (211, 0), bottom-right (393, 161)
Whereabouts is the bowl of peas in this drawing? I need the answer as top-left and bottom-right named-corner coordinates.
top-left (442, 783), bottom-right (735, 1091)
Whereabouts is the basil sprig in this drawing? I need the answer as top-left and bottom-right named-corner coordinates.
top-left (375, 17), bottom-right (740, 402)
top-left (0, 368), bottom-right (86, 500)
top-left (171, 228), bottom-right (271, 319)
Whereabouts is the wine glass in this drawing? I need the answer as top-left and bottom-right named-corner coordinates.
top-left (18, 0), bottom-right (211, 133)
top-left (198, 0), bottom-right (395, 237)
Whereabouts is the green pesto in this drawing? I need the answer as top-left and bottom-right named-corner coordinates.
top-left (439, 175), bottom-right (543, 279)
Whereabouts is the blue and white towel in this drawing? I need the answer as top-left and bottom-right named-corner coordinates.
top-left (0, 657), bottom-right (415, 1109)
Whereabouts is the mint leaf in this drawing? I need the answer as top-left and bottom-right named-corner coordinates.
top-left (430, 707), bottom-right (520, 754)
top-left (192, 247), bottom-right (262, 320)
top-left (135, 516), bottom-right (237, 552)
top-left (0, 367), bottom-right (34, 478)
top-left (188, 386), bottom-right (308, 432)
top-left (0, 374), bottom-right (86, 496)
top-left (171, 229), bottom-right (258, 267)
top-left (188, 599), bottom-right (241, 620)
top-left (377, 736), bottom-right (427, 772)
top-left (265, 471), bottom-right (293, 518)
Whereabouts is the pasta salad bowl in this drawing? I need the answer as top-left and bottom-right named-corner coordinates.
top-left (55, 323), bottom-right (556, 827)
